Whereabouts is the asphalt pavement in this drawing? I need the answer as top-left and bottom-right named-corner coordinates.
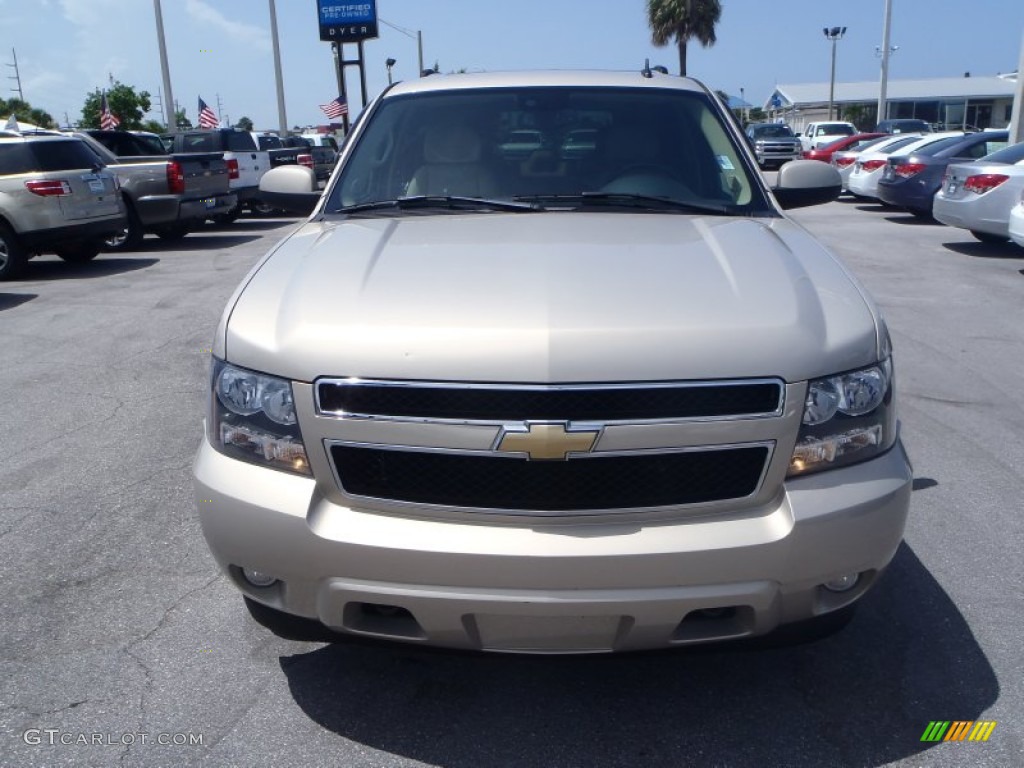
top-left (0, 201), bottom-right (1022, 768)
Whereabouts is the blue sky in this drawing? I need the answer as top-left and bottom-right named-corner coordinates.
top-left (1, 0), bottom-right (1022, 130)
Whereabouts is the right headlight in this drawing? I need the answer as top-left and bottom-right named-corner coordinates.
top-left (788, 359), bottom-right (896, 477)
top-left (209, 359), bottom-right (311, 476)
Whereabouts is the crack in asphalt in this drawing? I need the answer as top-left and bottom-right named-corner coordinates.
top-left (119, 572), bottom-right (221, 766)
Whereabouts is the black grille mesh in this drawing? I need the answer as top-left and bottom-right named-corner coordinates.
top-left (331, 445), bottom-right (769, 511)
top-left (318, 381), bottom-right (781, 421)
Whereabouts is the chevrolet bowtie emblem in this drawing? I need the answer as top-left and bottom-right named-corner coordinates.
top-left (496, 422), bottom-right (600, 461)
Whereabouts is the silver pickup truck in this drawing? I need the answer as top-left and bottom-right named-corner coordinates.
top-left (79, 130), bottom-right (235, 248)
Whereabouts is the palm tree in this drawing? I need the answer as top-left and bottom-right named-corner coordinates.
top-left (646, 0), bottom-right (722, 77)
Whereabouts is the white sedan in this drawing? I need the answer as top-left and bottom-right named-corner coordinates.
top-left (1009, 194), bottom-right (1024, 248)
top-left (847, 133), bottom-right (957, 201)
top-left (933, 142), bottom-right (1024, 243)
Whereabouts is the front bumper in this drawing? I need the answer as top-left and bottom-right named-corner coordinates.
top-left (194, 436), bottom-right (912, 652)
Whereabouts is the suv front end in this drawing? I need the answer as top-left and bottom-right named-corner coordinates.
top-left (194, 71), bottom-right (910, 653)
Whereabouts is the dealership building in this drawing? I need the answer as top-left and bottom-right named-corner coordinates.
top-left (763, 73), bottom-right (1019, 132)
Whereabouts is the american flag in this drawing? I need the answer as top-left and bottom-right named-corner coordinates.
top-left (100, 93), bottom-right (120, 130)
top-left (319, 97), bottom-right (348, 119)
top-left (198, 97), bottom-right (219, 129)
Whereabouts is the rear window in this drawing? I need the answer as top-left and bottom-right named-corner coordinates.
top-left (916, 136), bottom-right (967, 156)
top-left (226, 131), bottom-right (257, 151)
top-left (181, 131), bottom-right (258, 152)
top-left (0, 144), bottom-right (33, 174)
top-left (981, 142), bottom-right (1024, 165)
top-left (850, 136), bottom-right (888, 151)
top-left (88, 131), bottom-right (166, 156)
top-left (132, 134), bottom-right (168, 155)
top-left (878, 136), bottom-right (921, 154)
top-left (257, 135), bottom-right (283, 150)
top-left (25, 139), bottom-right (103, 171)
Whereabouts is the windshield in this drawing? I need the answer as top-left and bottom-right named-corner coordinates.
top-left (751, 125), bottom-right (794, 138)
top-left (816, 124), bottom-right (855, 137)
top-left (329, 86), bottom-right (770, 215)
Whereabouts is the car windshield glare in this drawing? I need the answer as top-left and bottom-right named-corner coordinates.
top-left (330, 86), bottom-right (768, 215)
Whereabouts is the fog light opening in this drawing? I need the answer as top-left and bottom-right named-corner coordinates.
top-left (823, 573), bottom-right (860, 593)
top-left (241, 568), bottom-right (278, 588)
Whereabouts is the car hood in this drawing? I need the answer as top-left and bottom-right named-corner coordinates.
top-left (222, 213), bottom-right (882, 383)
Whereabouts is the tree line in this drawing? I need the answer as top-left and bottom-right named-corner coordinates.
top-left (2, 80), bottom-right (254, 133)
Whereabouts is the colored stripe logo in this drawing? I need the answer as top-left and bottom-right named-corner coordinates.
top-left (920, 721), bottom-right (997, 742)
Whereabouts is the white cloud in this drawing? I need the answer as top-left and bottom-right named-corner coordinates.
top-left (184, 0), bottom-right (271, 53)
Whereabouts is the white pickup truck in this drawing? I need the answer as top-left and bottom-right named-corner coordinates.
top-left (798, 121), bottom-right (857, 152)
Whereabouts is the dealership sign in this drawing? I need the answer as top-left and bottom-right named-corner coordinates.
top-left (317, 1), bottom-right (378, 42)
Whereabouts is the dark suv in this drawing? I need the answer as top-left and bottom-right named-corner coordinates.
top-left (0, 133), bottom-right (125, 280)
top-left (874, 119), bottom-right (933, 134)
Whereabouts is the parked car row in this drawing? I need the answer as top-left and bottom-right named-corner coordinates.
top-left (812, 125), bottom-right (1023, 246)
top-left (0, 126), bottom-right (324, 280)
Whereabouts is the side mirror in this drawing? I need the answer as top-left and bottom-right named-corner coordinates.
top-left (772, 159), bottom-right (841, 209)
top-left (258, 166), bottom-right (320, 215)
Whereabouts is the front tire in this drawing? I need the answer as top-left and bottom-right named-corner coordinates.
top-left (0, 221), bottom-right (28, 280)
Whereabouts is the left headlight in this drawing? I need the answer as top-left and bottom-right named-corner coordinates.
top-left (788, 359), bottom-right (896, 477)
top-left (209, 359), bottom-right (311, 475)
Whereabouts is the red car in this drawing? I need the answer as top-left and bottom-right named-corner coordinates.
top-left (803, 133), bottom-right (887, 162)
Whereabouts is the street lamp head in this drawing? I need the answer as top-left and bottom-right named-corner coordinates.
top-left (823, 26), bottom-right (847, 40)
top-left (386, 58), bottom-right (396, 68)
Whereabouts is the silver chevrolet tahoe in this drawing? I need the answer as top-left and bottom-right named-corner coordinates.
top-left (194, 70), bottom-right (912, 653)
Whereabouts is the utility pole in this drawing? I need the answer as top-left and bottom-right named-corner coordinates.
top-left (7, 48), bottom-right (24, 101)
top-left (823, 26), bottom-right (847, 121)
top-left (216, 93), bottom-right (224, 126)
top-left (153, 0), bottom-right (176, 129)
top-left (877, 0), bottom-right (893, 124)
top-left (268, 0), bottom-right (288, 135)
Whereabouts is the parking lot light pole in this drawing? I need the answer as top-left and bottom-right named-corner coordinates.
top-left (823, 26), bottom-right (847, 121)
top-left (877, 0), bottom-right (893, 124)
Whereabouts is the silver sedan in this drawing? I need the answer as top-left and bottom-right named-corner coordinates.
top-left (934, 142), bottom-right (1024, 243)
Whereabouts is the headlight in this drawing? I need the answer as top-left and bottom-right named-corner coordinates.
top-left (209, 359), bottom-right (310, 475)
top-left (788, 359), bottom-right (896, 477)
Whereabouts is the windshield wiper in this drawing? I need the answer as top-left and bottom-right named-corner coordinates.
top-left (336, 195), bottom-right (540, 215)
top-left (515, 193), bottom-right (731, 215)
